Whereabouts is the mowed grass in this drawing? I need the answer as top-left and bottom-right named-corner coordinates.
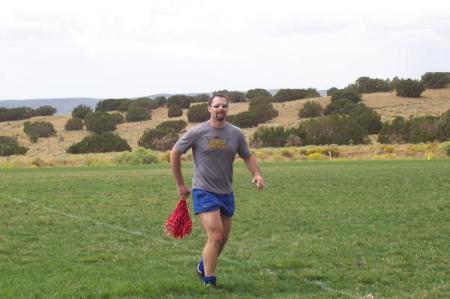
top-left (0, 160), bottom-right (449, 298)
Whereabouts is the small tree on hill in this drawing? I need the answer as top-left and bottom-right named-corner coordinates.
top-left (331, 89), bottom-right (361, 103)
top-left (299, 101), bottom-right (323, 118)
top-left (23, 121), bottom-right (56, 143)
top-left (72, 104), bottom-right (92, 119)
top-left (65, 118), bottom-right (84, 131)
top-left (126, 103), bottom-right (151, 122)
top-left (187, 103), bottom-right (209, 123)
top-left (246, 88), bottom-right (272, 99)
top-left (395, 79), bottom-right (425, 98)
top-left (67, 132), bottom-right (131, 154)
top-left (0, 136), bottom-right (28, 156)
top-left (421, 72), bottom-right (450, 89)
top-left (168, 104), bottom-right (183, 117)
top-left (33, 105), bottom-right (57, 116)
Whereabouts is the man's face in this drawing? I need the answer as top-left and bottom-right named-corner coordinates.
top-left (208, 96), bottom-right (229, 122)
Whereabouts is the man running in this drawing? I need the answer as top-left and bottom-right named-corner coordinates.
top-left (170, 93), bottom-right (265, 287)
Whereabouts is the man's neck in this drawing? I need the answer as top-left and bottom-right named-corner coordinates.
top-left (208, 119), bottom-right (226, 128)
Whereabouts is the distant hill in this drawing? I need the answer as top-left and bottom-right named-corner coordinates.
top-left (0, 98), bottom-right (100, 115)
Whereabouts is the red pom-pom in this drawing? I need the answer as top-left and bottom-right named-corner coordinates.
top-left (164, 198), bottom-right (192, 239)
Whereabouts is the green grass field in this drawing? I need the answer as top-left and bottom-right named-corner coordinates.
top-left (1, 160), bottom-right (449, 298)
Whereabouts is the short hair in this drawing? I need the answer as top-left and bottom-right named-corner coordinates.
top-left (208, 93), bottom-right (228, 106)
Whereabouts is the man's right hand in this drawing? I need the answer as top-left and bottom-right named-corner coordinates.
top-left (178, 184), bottom-right (191, 199)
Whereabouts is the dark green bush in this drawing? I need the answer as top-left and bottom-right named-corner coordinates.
top-left (23, 121), bottom-right (56, 142)
top-left (96, 98), bottom-right (129, 112)
top-left (252, 127), bottom-right (289, 147)
top-left (395, 79), bottom-right (425, 97)
top-left (117, 100), bottom-right (132, 112)
top-left (167, 95), bottom-right (192, 109)
top-left (421, 72), bottom-right (450, 89)
top-left (327, 87), bottom-right (339, 96)
top-left (0, 107), bottom-right (33, 122)
top-left (33, 105), bottom-right (57, 116)
top-left (187, 103), bottom-right (210, 123)
top-left (226, 91), bottom-right (246, 102)
top-left (354, 77), bottom-right (391, 93)
top-left (299, 101), bottom-right (323, 118)
top-left (126, 103), bottom-right (151, 122)
top-left (84, 112), bottom-right (119, 134)
top-left (0, 136), bottom-right (28, 156)
top-left (296, 116), bottom-right (368, 145)
top-left (191, 94), bottom-right (210, 103)
top-left (132, 97), bottom-right (159, 110)
top-left (110, 112), bottom-right (125, 125)
top-left (324, 99), bottom-right (358, 115)
top-left (348, 104), bottom-right (382, 134)
top-left (154, 96), bottom-right (167, 107)
top-left (246, 88), bottom-right (271, 99)
top-left (228, 97), bottom-right (278, 128)
top-left (331, 89), bottom-right (361, 103)
top-left (67, 132), bottom-right (131, 154)
top-left (273, 88), bottom-right (319, 102)
top-left (138, 127), bottom-right (179, 151)
top-left (72, 104), bottom-right (92, 119)
top-left (156, 120), bottom-right (187, 133)
top-left (65, 118), bottom-right (84, 131)
top-left (377, 115), bottom-right (447, 144)
top-left (168, 104), bottom-right (183, 117)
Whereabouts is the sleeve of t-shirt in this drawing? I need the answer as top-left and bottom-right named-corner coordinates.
top-left (174, 127), bottom-right (197, 154)
top-left (237, 130), bottom-right (252, 159)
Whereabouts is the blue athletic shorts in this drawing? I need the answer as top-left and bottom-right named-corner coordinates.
top-left (192, 189), bottom-right (235, 217)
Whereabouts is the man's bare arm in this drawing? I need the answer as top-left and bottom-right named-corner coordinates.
top-left (170, 148), bottom-right (191, 198)
top-left (243, 155), bottom-right (265, 190)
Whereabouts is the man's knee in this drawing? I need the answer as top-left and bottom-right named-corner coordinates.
top-left (208, 229), bottom-right (227, 245)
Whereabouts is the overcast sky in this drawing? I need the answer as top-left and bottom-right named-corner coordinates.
top-left (1, 0), bottom-right (449, 100)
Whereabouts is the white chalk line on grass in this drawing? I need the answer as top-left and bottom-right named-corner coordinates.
top-left (5, 195), bottom-right (173, 245)
top-left (4, 195), bottom-right (364, 298)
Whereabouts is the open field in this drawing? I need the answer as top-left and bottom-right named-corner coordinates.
top-left (1, 160), bottom-right (449, 298)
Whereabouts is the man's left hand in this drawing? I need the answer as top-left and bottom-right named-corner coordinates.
top-left (252, 175), bottom-right (265, 190)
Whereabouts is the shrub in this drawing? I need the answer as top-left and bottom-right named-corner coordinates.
top-left (331, 89), bottom-right (361, 103)
top-left (377, 115), bottom-right (444, 144)
top-left (191, 94), bottom-right (209, 103)
top-left (226, 91), bottom-right (246, 102)
top-left (0, 136), bottom-right (28, 156)
top-left (395, 79), bottom-right (425, 97)
top-left (421, 72), bottom-right (450, 89)
top-left (154, 96), bottom-right (167, 107)
top-left (168, 104), bottom-right (183, 117)
top-left (96, 98), bottom-right (130, 112)
top-left (0, 107), bottom-right (33, 122)
top-left (65, 118), bottom-right (84, 131)
top-left (187, 103), bottom-right (210, 123)
top-left (354, 76), bottom-right (391, 93)
top-left (84, 112), bottom-right (119, 134)
top-left (246, 88), bottom-right (272, 99)
top-left (156, 120), bottom-right (187, 133)
top-left (348, 104), bottom-right (382, 134)
top-left (324, 99), bottom-right (358, 115)
top-left (299, 101), bottom-right (323, 118)
top-left (66, 132), bottom-right (131, 154)
top-left (327, 87), bottom-right (339, 96)
top-left (138, 127), bottom-right (179, 151)
top-left (33, 105), bottom-right (57, 116)
top-left (117, 100), bottom-right (132, 112)
top-left (23, 121), bottom-right (56, 142)
top-left (273, 88), bottom-right (319, 102)
top-left (296, 116), bottom-right (368, 145)
top-left (228, 97), bottom-right (278, 128)
top-left (126, 103), bottom-right (151, 122)
top-left (167, 95), bottom-right (192, 109)
top-left (110, 112), bottom-right (125, 125)
top-left (114, 147), bottom-right (158, 164)
top-left (251, 127), bottom-right (289, 147)
top-left (72, 104), bottom-right (92, 119)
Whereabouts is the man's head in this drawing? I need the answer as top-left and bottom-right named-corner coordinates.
top-left (208, 94), bottom-right (229, 122)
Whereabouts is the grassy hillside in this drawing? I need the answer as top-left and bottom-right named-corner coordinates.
top-left (0, 87), bottom-right (449, 163)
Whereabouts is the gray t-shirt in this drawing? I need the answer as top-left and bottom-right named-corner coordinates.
top-left (174, 121), bottom-right (251, 194)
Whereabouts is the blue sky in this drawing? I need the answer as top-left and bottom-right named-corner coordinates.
top-left (1, 0), bottom-right (449, 100)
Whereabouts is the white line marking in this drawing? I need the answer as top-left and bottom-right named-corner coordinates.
top-left (4, 195), bottom-right (366, 298)
top-left (5, 195), bottom-right (173, 245)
